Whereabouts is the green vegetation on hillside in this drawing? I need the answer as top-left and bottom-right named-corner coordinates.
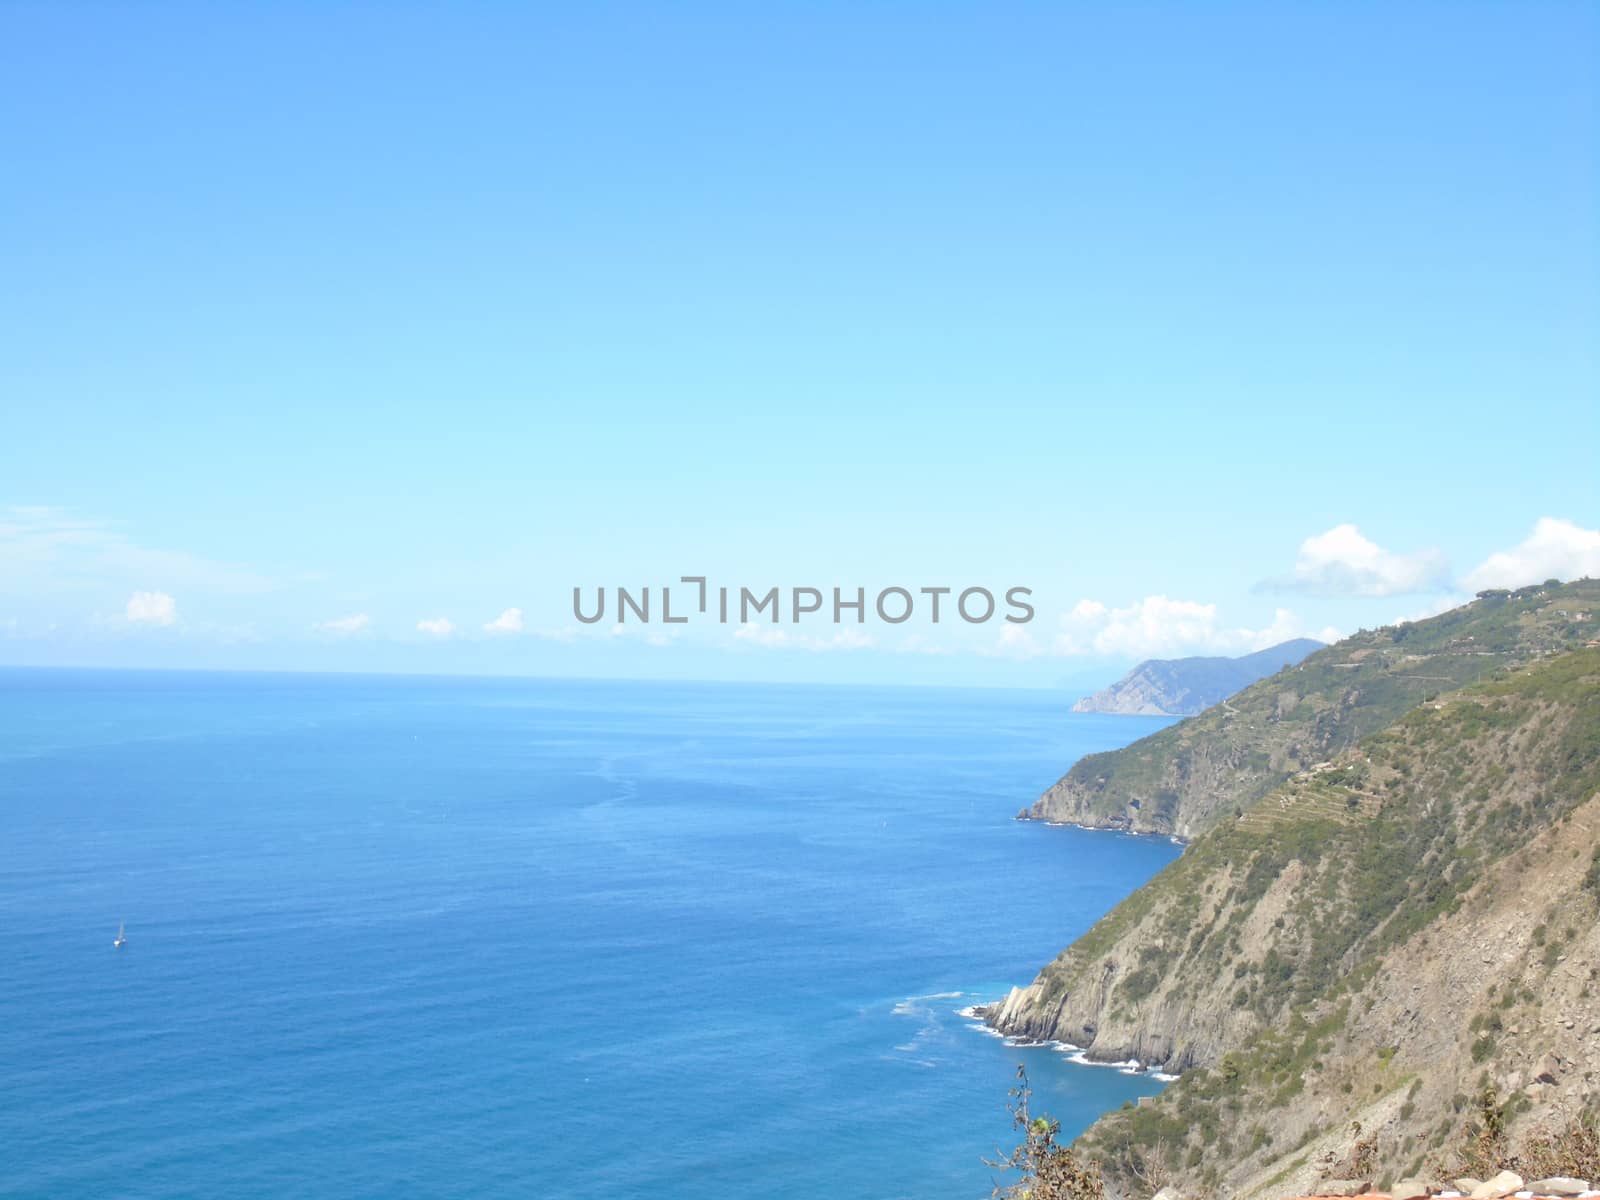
top-left (1030, 646), bottom-right (1600, 1197)
top-left (1030, 579), bottom-right (1600, 838)
top-left (1039, 648), bottom-right (1600, 1023)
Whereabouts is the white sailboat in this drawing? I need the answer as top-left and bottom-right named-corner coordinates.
top-left (113, 920), bottom-right (126, 949)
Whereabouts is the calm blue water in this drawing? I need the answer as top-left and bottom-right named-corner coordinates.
top-left (0, 670), bottom-right (1178, 1199)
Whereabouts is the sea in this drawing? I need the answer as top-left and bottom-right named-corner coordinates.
top-left (0, 669), bottom-right (1179, 1199)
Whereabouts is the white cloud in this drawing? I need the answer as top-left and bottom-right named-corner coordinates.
top-left (1053, 595), bottom-right (1334, 659)
top-left (1068, 598), bottom-right (1107, 622)
top-left (315, 613), bottom-right (370, 635)
top-left (1463, 517), bottom-right (1600, 590)
top-left (1264, 524), bottom-right (1449, 597)
top-left (0, 505), bottom-right (278, 597)
top-left (733, 625), bottom-right (792, 648)
top-left (1057, 595), bottom-right (1219, 656)
top-left (416, 617), bottom-right (455, 636)
top-left (484, 607), bottom-right (524, 634)
top-left (988, 622), bottom-right (1045, 659)
top-left (593, 622), bottom-right (681, 648)
top-left (125, 590), bottom-right (177, 626)
top-left (733, 624), bottom-right (875, 652)
top-left (896, 633), bottom-right (954, 656)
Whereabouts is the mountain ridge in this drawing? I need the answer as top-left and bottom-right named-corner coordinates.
top-left (1072, 639), bottom-right (1325, 717)
top-left (1024, 581), bottom-right (1600, 840)
top-left (985, 584), bottom-right (1600, 1199)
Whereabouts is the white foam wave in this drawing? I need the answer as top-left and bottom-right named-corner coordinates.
top-left (954, 1020), bottom-right (1178, 1082)
top-left (1059, 1051), bottom-right (1149, 1073)
top-left (894, 990), bottom-right (965, 1016)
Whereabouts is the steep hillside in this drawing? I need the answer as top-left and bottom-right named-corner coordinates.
top-left (987, 647), bottom-right (1600, 1199)
top-left (1026, 580), bottom-right (1600, 839)
top-left (1072, 639), bottom-right (1324, 717)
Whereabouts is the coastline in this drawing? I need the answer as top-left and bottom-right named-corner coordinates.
top-left (984, 817), bottom-right (1194, 1078)
top-left (959, 1001), bottom-right (1182, 1084)
top-left (1021, 811), bottom-right (1190, 848)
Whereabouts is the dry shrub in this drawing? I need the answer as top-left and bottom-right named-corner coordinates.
top-left (1441, 1088), bottom-right (1509, 1180)
top-left (988, 1066), bottom-right (1107, 1200)
top-left (1324, 1119), bottom-right (1381, 1181)
top-left (1513, 1106), bottom-right (1600, 1181)
top-left (1438, 1091), bottom-right (1599, 1183)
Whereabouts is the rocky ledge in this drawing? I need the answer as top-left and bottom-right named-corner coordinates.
top-left (1142, 1176), bottom-right (1599, 1200)
top-left (1266, 1174), bottom-right (1599, 1199)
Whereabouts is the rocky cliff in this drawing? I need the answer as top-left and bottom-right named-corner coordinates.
top-left (1072, 639), bottom-right (1324, 717)
top-left (987, 643), bottom-right (1600, 1199)
top-left (1025, 581), bottom-right (1600, 839)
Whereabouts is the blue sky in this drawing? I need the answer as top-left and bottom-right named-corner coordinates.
top-left (2, 2), bottom-right (1596, 686)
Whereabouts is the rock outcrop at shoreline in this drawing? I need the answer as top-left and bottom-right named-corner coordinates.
top-left (991, 611), bottom-right (1600, 1200)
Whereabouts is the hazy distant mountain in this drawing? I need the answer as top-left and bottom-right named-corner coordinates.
top-left (1070, 638), bottom-right (1324, 717)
